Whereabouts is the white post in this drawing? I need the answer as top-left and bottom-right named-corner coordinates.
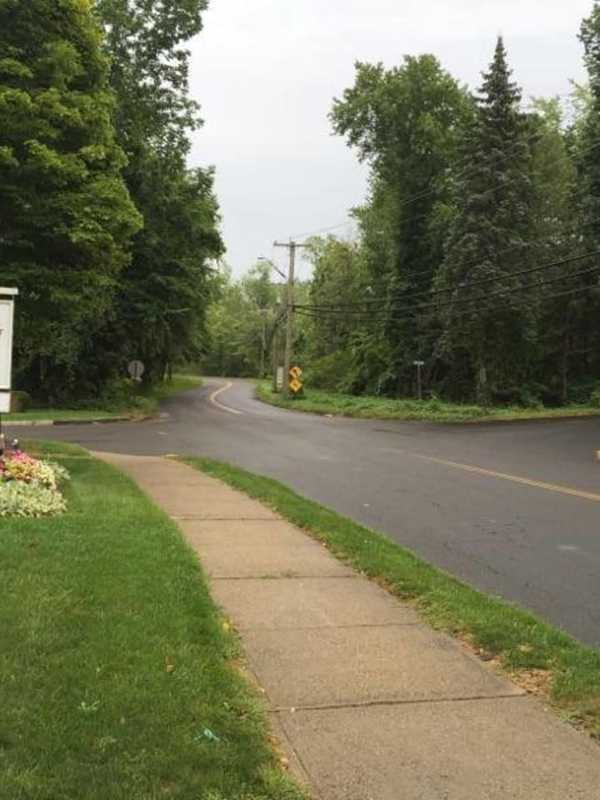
top-left (0, 288), bottom-right (18, 414)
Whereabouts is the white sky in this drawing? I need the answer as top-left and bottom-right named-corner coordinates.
top-left (189, 0), bottom-right (594, 278)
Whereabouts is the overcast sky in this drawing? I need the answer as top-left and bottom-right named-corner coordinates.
top-left (189, 1), bottom-right (594, 278)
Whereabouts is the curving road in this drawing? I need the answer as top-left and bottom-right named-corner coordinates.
top-left (10, 379), bottom-right (600, 646)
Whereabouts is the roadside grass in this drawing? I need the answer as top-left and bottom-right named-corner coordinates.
top-left (3, 408), bottom-right (128, 423)
top-left (4, 374), bottom-right (203, 424)
top-left (23, 441), bottom-right (91, 458)
top-left (0, 448), bottom-right (304, 800)
top-left (256, 382), bottom-right (600, 424)
top-left (184, 457), bottom-right (600, 741)
top-left (137, 373), bottom-right (204, 407)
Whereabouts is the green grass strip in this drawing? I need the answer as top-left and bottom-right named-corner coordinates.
top-left (256, 382), bottom-right (600, 424)
top-left (5, 374), bottom-right (203, 423)
top-left (185, 457), bottom-right (600, 741)
top-left (0, 450), bottom-right (304, 800)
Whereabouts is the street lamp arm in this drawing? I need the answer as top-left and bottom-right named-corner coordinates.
top-left (257, 256), bottom-right (287, 281)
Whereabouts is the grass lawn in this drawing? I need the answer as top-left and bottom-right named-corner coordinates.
top-left (256, 383), bottom-right (600, 424)
top-left (0, 444), bottom-right (303, 800)
top-left (185, 457), bottom-right (600, 742)
top-left (4, 374), bottom-right (203, 424)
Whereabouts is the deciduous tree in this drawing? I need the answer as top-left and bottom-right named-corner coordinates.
top-left (0, 0), bottom-right (142, 401)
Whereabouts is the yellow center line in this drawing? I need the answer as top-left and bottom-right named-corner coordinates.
top-left (209, 382), bottom-right (244, 416)
top-left (413, 453), bottom-right (600, 504)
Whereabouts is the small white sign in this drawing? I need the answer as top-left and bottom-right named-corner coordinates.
top-left (0, 298), bottom-right (16, 391)
top-left (128, 360), bottom-right (145, 382)
top-left (0, 392), bottom-right (10, 413)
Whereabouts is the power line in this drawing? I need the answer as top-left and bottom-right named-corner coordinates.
top-left (288, 219), bottom-right (359, 241)
top-left (295, 257), bottom-right (600, 320)
top-left (296, 249), bottom-right (600, 312)
top-left (295, 283), bottom-right (600, 329)
top-left (376, 194), bottom-right (600, 292)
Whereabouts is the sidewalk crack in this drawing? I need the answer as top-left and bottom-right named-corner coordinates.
top-left (271, 693), bottom-right (528, 714)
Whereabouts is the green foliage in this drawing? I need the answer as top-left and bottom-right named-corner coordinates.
top-left (0, 0), bottom-right (142, 402)
top-left (96, 0), bottom-right (207, 157)
top-left (0, 451), bottom-right (70, 517)
top-left (203, 264), bottom-right (283, 378)
top-left (113, 161), bottom-right (223, 383)
top-left (0, 480), bottom-right (66, 517)
top-left (295, 34), bottom-right (600, 406)
top-left (97, 0), bottom-right (223, 386)
top-left (437, 38), bottom-right (535, 405)
top-left (303, 350), bottom-right (355, 393)
top-left (331, 56), bottom-right (473, 392)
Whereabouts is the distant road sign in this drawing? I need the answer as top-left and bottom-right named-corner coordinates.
top-left (128, 360), bottom-right (145, 382)
top-left (289, 366), bottom-right (304, 394)
top-left (289, 377), bottom-right (303, 394)
top-left (413, 360), bottom-right (425, 367)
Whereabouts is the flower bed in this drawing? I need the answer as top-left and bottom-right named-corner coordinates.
top-left (0, 449), bottom-right (70, 517)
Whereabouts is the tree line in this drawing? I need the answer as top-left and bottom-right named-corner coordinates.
top-left (0, 0), bottom-right (222, 404)
top-left (307, 18), bottom-right (600, 406)
top-left (208, 6), bottom-right (600, 408)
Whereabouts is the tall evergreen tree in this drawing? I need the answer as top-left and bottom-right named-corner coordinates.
top-left (437, 38), bottom-right (534, 404)
top-left (0, 0), bottom-right (142, 402)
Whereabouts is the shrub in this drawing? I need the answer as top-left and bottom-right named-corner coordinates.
top-left (0, 451), bottom-right (70, 517)
top-left (10, 391), bottom-right (32, 412)
top-left (304, 350), bottom-right (355, 393)
top-left (0, 481), bottom-right (67, 518)
top-left (1, 453), bottom-right (69, 490)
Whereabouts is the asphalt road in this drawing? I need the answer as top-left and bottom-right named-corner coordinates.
top-left (10, 379), bottom-right (600, 647)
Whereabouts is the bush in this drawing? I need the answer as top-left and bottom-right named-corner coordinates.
top-left (10, 391), bottom-right (32, 412)
top-left (0, 451), bottom-right (70, 517)
top-left (304, 350), bottom-right (356, 393)
top-left (0, 481), bottom-right (67, 518)
top-left (590, 387), bottom-right (600, 409)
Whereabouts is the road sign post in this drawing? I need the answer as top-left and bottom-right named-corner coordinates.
top-left (0, 288), bottom-right (18, 415)
top-left (413, 360), bottom-right (425, 401)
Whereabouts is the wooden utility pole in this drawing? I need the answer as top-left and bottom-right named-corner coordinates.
top-left (273, 240), bottom-right (308, 397)
top-left (272, 328), bottom-right (279, 392)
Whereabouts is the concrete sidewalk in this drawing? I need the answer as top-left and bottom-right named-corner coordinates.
top-left (99, 453), bottom-right (600, 800)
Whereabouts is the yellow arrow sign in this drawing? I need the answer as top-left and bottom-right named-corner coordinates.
top-left (289, 366), bottom-right (303, 379)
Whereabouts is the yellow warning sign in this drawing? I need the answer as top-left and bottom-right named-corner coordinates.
top-left (289, 377), bottom-right (303, 394)
top-left (289, 366), bottom-right (303, 380)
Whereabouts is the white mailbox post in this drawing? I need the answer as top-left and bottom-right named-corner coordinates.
top-left (0, 288), bottom-right (18, 414)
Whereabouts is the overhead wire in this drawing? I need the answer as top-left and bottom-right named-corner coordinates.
top-left (294, 255), bottom-right (600, 320)
top-left (294, 282), bottom-right (600, 327)
top-left (296, 249), bottom-right (600, 313)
